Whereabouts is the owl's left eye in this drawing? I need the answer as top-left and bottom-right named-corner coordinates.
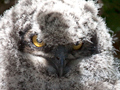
top-left (32, 35), bottom-right (45, 47)
top-left (73, 41), bottom-right (82, 50)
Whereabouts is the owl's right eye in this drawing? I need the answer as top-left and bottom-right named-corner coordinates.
top-left (73, 41), bottom-right (82, 50)
top-left (32, 35), bottom-right (45, 47)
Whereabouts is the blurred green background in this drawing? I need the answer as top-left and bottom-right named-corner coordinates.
top-left (101, 0), bottom-right (120, 59)
top-left (0, 0), bottom-right (120, 58)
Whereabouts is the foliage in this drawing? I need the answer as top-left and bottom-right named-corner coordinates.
top-left (101, 0), bottom-right (120, 32)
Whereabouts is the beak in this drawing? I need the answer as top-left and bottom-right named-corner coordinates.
top-left (52, 46), bottom-right (67, 77)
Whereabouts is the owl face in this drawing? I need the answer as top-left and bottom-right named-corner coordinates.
top-left (0, 0), bottom-right (112, 78)
top-left (18, 11), bottom-right (99, 77)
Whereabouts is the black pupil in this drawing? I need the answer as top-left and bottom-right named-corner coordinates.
top-left (75, 42), bottom-right (79, 46)
top-left (36, 38), bottom-right (42, 43)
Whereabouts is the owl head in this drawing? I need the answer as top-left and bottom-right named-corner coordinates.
top-left (0, 0), bottom-right (113, 78)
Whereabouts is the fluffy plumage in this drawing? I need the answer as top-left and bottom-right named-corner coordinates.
top-left (0, 0), bottom-right (120, 90)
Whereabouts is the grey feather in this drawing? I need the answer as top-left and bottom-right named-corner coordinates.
top-left (0, 0), bottom-right (120, 90)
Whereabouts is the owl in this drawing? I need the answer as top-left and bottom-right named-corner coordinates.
top-left (0, 0), bottom-right (120, 90)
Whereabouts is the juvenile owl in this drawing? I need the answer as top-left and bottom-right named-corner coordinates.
top-left (0, 0), bottom-right (120, 90)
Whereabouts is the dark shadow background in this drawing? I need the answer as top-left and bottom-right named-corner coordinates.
top-left (0, 0), bottom-right (120, 59)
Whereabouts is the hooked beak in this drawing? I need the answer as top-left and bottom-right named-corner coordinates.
top-left (52, 46), bottom-right (67, 77)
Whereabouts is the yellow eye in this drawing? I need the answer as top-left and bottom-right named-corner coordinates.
top-left (73, 41), bottom-right (82, 50)
top-left (32, 35), bottom-right (45, 47)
